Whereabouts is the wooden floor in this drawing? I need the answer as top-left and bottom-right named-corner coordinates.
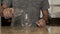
top-left (0, 26), bottom-right (60, 34)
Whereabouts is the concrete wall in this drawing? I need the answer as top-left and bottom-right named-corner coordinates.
top-left (48, 0), bottom-right (60, 18)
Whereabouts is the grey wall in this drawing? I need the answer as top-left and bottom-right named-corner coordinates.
top-left (0, 0), bottom-right (1, 26)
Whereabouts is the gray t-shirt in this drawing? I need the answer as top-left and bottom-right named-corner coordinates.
top-left (2, 0), bottom-right (49, 27)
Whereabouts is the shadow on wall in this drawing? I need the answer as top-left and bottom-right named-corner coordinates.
top-left (47, 12), bottom-right (60, 26)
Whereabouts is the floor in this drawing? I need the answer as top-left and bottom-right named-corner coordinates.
top-left (0, 26), bottom-right (60, 34)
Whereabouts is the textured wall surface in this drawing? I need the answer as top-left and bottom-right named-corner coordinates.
top-left (0, 0), bottom-right (1, 25)
top-left (48, 0), bottom-right (60, 18)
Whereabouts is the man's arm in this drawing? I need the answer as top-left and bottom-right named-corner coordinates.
top-left (0, 4), bottom-right (8, 16)
top-left (1, 0), bottom-right (14, 18)
top-left (37, 10), bottom-right (49, 27)
top-left (42, 9), bottom-right (49, 22)
top-left (37, 0), bottom-right (50, 27)
top-left (0, 0), bottom-right (9, 17)
top-left (1, 0), bottom-right (11, 14)
top-left (41, 0), bottom-right (49, 22)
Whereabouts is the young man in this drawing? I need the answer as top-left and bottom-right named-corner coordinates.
top-left (1, 0), bottom-right (49, 27)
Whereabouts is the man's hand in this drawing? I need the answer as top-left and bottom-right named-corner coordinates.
top-left (36, 19), bottom-right (46, 27)
top-left (3, 8), bottom-right (14, 19)
top-left (36, 9), bottom-right (49, 27)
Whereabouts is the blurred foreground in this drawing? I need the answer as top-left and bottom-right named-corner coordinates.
top-left (0, 26), bottom-right (60, 34)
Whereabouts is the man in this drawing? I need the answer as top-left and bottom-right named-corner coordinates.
top-left (0, 0), bottom-right (14, 26)
top-left (1, 0), bottom-right (49, 27)
top-left (0, 4), bottom-right (14, 26)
